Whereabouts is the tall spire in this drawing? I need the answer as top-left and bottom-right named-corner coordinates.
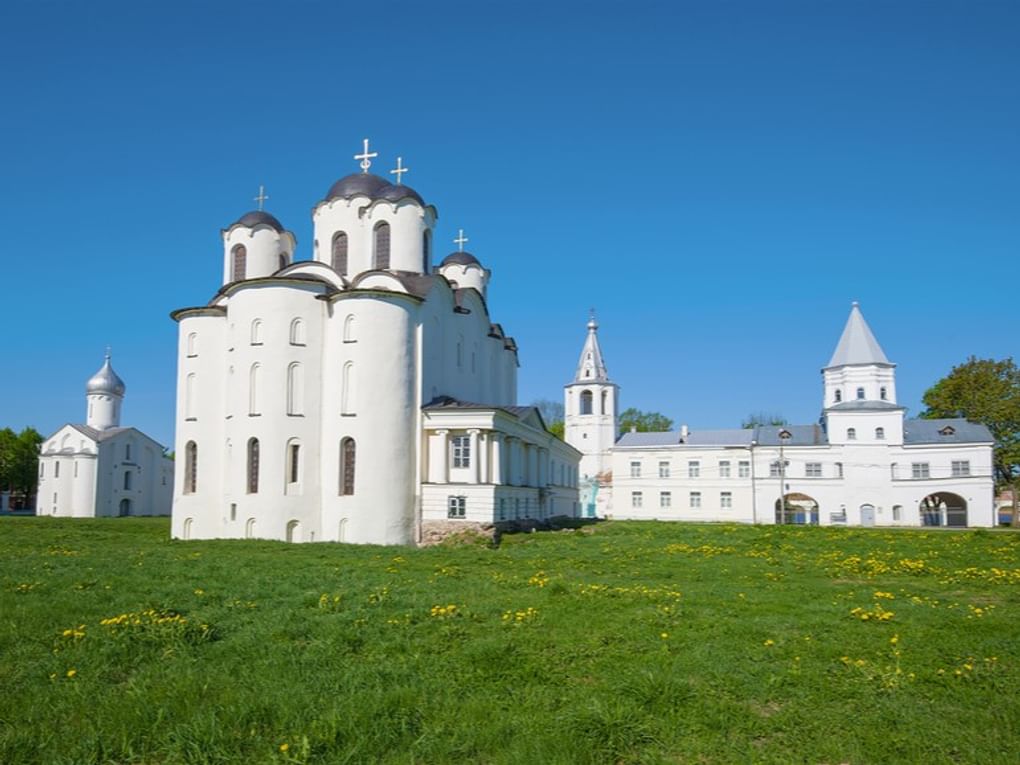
top-left (827, 301), bottom-right (890, 367)
top-left (574, 310), bottom-right (610, 382)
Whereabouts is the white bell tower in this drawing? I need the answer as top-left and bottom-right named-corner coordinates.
top-left (564, 312), bottom-right (618, 479)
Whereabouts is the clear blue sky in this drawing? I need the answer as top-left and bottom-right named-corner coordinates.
top-left (2, 0), bottom-right (1017, 447)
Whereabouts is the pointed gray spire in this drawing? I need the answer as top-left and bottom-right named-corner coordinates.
top-left (574, 311), bottom-right (610, 382)
top-left (826, 302), bottom-right (890, 368)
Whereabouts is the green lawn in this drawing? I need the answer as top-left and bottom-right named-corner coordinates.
top-left (1, 518), bottom-right (1018, 764)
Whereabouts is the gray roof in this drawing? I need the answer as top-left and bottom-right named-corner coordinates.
top-left (616, 428), bottom-right (754, 448)
top-left (422, 396), bottom-right (546, 429)
top-left (325, 172), bottom-right (426, 207)
top-left (86, 354), bottom-right (126, 396)
top-left (234, 210), bottom-right (285, 233)
top-left (827, 302), bottom-right (891, 368)
top-left (441, 251), bottom-right (481, 267)
top-left (826, 400), bottom-right (905, 412)
top-left (755, 424), bottom-right (828, 446)
top-left (903, 418), bottom-right (994, 445)
top-left (69, 424), bottom-right (130, 442)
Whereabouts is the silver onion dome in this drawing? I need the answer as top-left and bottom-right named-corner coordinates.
top-left (86, 352), bottom-right (126, 396)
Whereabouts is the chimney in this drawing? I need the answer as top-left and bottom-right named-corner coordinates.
top-left (630, 426), bottom-right (637, 433)
top-left (680, 424), bottom-right (689, 441)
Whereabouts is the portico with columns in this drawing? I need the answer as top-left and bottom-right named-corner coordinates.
top-left (421, 398), bottom-right (581, 524)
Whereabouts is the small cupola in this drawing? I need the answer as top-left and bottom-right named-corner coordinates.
top-left (86, 350), bottom-right (126, 431)
top-left (437, 229), bottom-right (490, 298)
top-left (222, 186), bottom-right (296, 285)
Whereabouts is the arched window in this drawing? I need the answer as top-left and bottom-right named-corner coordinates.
top-left (249, 363), bottom-right (261, 415)
top-left (287, 440), bottom-right (301, 484)
top-left (343, 314), bottom-right (356, 343)
top-left (286, 520), bottom-right (300, 543)
top-left (287, 362), bottom-right (303, 415)
top-left (339, 437), bottom-right (356, 495)
top-left (186, 332), bottom-right (198, 357)
top-left (182, 516), bottom-right (192, 538)
top-left (185, 373), bottom-right (197, 420)
top-left (580, 390), bottom-right (593, 415)
top-left (834, 389), bottom-right (842, 403)
top-left (123, 470), bottom-right (132, 490)
top-left (373, 222), bottom-right (390, 269)
top-left (247, 438), bottom-right (260, 494)
top-left (422, 230), bottom-right (431, 273)
top-left (289, 318), bottom-right (306, 345)
top-left (332, 231), bottom-right (348, 273)
top-left (338, 518), bottom-right (348, 541)
top-left (184, 441), bottom-right (197, 494)
top-left (880, 386), bottom-right (888, 400)
top-left (875, 427), bottom-right (885, 440)
top-left (250, 319), bottom-right (263, 345)
top-left (601, 390), bottom-right (608, 415)
top-left (231, 244), bottom-right (247, 281)
top-left (847, 428), bottom-right (857, 440)
top-left (341, 362), bottom-right (354, 415)
top-left (245, 518), bottom-right (255, 539)
top-left (856, 387), bottom-right (865, 400)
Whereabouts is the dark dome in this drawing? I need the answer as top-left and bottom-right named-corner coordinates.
top-left (441, 251), bottom-right (481, 267)
top-left (326, 173), bottom-right (391, 201)
top-left (235, 210), bottom-right (285, 233)
top-left (376, 183), bottom-right (425, 206)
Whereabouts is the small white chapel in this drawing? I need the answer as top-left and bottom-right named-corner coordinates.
top-left (37, 353), bottom-right (174, 518)
top-left (170, 142), bottom-right (581, 545)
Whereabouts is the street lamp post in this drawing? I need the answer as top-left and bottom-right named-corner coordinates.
top-left (778, 429), bottom-right (792, 524)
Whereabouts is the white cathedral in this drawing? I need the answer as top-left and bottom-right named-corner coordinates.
top-left (565, 303), bottom-right (996, 527)
top-left (37, 353), bottom-right (174, 518)
top-left (170, 144), bottom-right (581, 545)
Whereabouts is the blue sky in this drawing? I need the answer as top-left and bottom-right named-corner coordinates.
top-left (1, 0), bottom-right (1017, 447)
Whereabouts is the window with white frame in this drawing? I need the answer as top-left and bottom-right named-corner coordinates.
top-left (880, 387), bottom-right (888, 400)
top-left (630, 461), bottom-right (641, 478)
top-left (719, 460), bottom-right (731, 478)
top-left (875, 427), bottom-right (885, 440)
top-left (689, 491), bottom-right (701, 509)
top-left (847, 428), bottom-right (857, 440)
top-left (951, 460), bottom-right (970, 477)
top-left (805, 462), bottom-right (822, 478)
top-left (892, 504), bottom-right (902, 521)
top-left (660, 491), bottom-right (671, 508)
top-left (631, 491), bottom-right (643, 509)
top-left (738, 461), bottom-right (750, 478)
top-left (688, 460), bottom-right (700, 478)
top-left (835, 462), bottom-right (844, 478)
top-left (658, 461), bottom-right (670, 478)
top-left (720, 491), bottom-right (732, 509)
top-left (447, 496), bottom-right (466, 519)
top-left (856, 387), bottom-right (865, 400)
top-left (911, 462), bottom-right (930, 479)
top-left (769, 460), bottom-right (788, 478)
top-left (452, 436), bottom-right (471, 468)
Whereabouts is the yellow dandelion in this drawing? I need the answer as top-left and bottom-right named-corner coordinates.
top-left (763, 639), bottom-right (775, 646)
top-left (279, 742), bottom-right (289, 752)
top-left (66, 669), bottom-right (77, 678)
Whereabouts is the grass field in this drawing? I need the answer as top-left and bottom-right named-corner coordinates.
top-left (1, 518), bottom-right (1018, 764)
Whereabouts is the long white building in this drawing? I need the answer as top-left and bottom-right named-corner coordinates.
top-left (569, 303), bottom-right (996, 527)
top-left (37, 353), bottom-right (174, 518)
top-left (170, 145), bottom-right (580, 545)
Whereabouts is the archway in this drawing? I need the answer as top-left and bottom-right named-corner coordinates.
top-left (182, 517), bottom-right (193, 540)
top-left (919, 493), bottom-right (968, 528)
top-left (775, 493), bottom-right (819, 525)
top-left (860, 504), bottom-right (876, 527)
top-left (338, 518), bottom-right (348, 542)
top-left (286, 519), bottom-right (300, 543)
top-left (245, 518), bottom-right (255, 539)
top-left (119, 498), bottom-right (132, 517)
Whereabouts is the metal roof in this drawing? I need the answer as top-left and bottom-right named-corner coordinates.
top-left (827, 400), bottom-right (905, 412)
top-left (234, 210), bottom-right (285, 233)
top-left (903, 418), bottom-right (994, 445)
top-left (616, 429), bottom-right (754, 448)
top-left (754, 424), bottom-right (828, 446)
top-left (827, 302), bottom-right (891, 367)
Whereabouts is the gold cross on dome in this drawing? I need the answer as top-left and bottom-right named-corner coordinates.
top-left (390, 156), bottom-right (408, 185)
top-left (354, 138), bottom-right (378, 173)
top-left (454, 229), bottom-right (469, 250)
top-left (254, 185), bottom-right (269, 211)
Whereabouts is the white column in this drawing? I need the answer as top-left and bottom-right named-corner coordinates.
top-left (433, 430), bottom-right (449, 484)
top-left (538, 447), bottom-right (549, 486)
top-left (506, 437), bottom-right (517, 486)
top-left (478, 431), bottom-right (490, 484)
top-left (490, 434), bottom-right (503, 485)
top-left (468, 429), bottom-right (480, 484)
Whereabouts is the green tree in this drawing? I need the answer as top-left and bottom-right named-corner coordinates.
top-left (547, 420), bottom-right (565, 440)
top-left (741, 412), bottom-right (789, 429)
top-left (531, 398), bottom-right (565, 440)
top-left (920, 357), bottom-right (1020, 525)
top-left (619, 408), bottom-right (673, 433)
top-left (0, 427), bottom-right (17, 492)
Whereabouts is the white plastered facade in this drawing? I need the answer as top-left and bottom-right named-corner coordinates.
top-left (171, 170), bottom-right (580, 545)
top-left (587, 304), bottom-right (996, 527)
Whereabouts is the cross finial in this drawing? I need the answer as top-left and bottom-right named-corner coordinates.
top-left (354, 138), bottom-right (378, 173)
top-left (390, 156), bottom-right (408, 185)
top-left (454, 229), bottom-right (469, 251)
top-left (588, 308), bottom-right (598, 330)
top-left (254, 185), bottom-right (269, 211)
top-left (104, 345), bottom-right (112, 360)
